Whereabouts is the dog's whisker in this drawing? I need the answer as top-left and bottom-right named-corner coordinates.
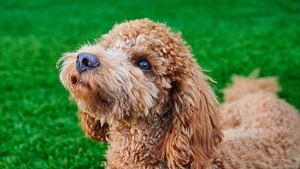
top-left (56, 53), bottom-right (76, 70)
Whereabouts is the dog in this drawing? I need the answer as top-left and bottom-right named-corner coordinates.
top-left (58, 18), bottom-right (300, 169)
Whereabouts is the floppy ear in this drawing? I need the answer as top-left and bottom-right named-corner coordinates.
top-left (160, 64), bottom-right (222, 169)
top-left (79, 111), bottom-right (109, 142)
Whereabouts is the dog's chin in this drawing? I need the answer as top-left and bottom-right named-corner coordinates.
top-left (75, 94), bottom-right (114, 119)
top-left (65, 74), bottom-right (115, 118)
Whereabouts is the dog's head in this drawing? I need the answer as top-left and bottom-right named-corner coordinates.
top-left (58, 18), bottom-right (222, 168)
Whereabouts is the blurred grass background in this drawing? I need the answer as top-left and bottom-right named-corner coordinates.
top-left (0, 0), bottom-right (299, 168)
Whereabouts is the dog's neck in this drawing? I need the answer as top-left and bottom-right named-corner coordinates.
top-left (105, 110), bottom-right (171, 169)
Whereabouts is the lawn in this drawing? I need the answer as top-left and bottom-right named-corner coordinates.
top-left (0, 0), bottom-right (299, 168)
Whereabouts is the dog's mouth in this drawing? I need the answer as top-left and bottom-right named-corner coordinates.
top-left (70, 75), bottom-right (87, 87)
top-left (69, 73), bottom-right (94, 90)
top-left (71, 75), bottom-right (78, 85)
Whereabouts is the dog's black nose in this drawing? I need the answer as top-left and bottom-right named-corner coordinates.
top-left (76, 53), bottom-right (100, 73)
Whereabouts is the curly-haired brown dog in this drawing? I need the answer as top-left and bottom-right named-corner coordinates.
top-left (59, 19), bottom-right (300, 169)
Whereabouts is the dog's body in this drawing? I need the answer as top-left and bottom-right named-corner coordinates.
top-left (212, 75), bottom-right (300, 168)
top-left (59, 19), bottom-right (300, 169)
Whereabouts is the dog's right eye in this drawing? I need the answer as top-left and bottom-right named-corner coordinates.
top-left (136, 59), bottom-right (151, 70)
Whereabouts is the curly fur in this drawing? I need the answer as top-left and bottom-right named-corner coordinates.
top-left (58, 18), bottom-right (300, 169)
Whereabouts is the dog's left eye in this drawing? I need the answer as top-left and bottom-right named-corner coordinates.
top-left (136, 59), bottom-right (151, 70)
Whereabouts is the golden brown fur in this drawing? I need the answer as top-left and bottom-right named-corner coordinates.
top-left (211, 73), bottom-right (300, 169)
top-left (58, 18), bottom-right (300, 169)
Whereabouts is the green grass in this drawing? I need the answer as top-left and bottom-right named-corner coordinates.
top-left (0, 0), bottom-right (299, 168)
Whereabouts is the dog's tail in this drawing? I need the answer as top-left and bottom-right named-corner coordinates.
top-left (223, 69), bottom-right (281, 102)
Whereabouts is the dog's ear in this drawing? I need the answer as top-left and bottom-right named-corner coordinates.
top-left (79, 111), bottom-right (108, 142)
top-left (160, 64), bottom-right (222, 168)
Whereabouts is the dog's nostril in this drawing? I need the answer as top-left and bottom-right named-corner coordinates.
top-left (82, 58), bottom-right (90, 67)
top-left (76, 53), bottom-right (100, 73)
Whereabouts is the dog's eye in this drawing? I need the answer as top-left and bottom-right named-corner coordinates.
top-left (136, 59), bottom-right (151, 70)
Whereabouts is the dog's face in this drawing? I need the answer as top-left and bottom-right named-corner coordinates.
top-left (59, 19), bottom-right (222, 168)
top-left (59, 19), bottom-right (188, 121)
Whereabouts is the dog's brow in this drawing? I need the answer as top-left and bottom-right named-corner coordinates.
top-left (106, 48), bottom-right (127, 57)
